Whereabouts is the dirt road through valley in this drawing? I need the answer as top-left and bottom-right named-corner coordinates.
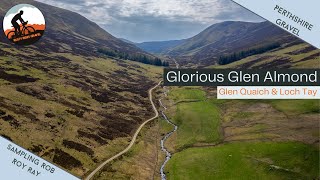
top-left (84, 81), bottom-right (162, 180)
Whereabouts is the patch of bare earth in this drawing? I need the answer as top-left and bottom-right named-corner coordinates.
top-left (221, 102), bottom-right (319, 146)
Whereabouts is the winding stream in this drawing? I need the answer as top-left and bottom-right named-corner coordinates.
top-left (159, 87), bottom-right (178, 180)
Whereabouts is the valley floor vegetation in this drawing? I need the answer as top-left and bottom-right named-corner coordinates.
top-left (165, 87), bottom-right (319, 180)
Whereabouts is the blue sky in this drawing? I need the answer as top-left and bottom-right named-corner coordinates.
top-left (36, 0), bottom-right (263, 42)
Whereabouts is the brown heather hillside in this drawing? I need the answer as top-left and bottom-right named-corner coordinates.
top-left (0, 0), bottom-right (162, 177)
top-left (166, 21), bottom-right (303, 67)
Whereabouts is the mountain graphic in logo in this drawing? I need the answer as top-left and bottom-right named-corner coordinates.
top-left (3, 4), bottom-right (46, 45)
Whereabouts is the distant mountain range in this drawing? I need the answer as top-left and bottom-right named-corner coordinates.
top-left (135, 39), bottom-right (186, 54)
top-left (118, 38), bottom-right (186, 55)
top-left (119, 38), bottom-right (135, 44)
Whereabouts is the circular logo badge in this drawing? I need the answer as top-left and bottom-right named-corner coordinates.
top-left (3, 4), bottom-right (46, 45)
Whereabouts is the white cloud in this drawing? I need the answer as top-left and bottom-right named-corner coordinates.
top-left (35, 0), bottom-right (262, 41)
top-left (117, 0), bottom-right (223, 23)
top-left (3, 6), bottom-right (45, 31)
top-left (37, 0), bottom-right (258, 24)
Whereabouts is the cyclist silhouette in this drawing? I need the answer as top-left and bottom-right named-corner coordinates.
top-left (11, 10), bottom-right (26, 37)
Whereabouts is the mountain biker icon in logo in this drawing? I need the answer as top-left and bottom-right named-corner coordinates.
top-left (3, 4), bottom-right (45, 45)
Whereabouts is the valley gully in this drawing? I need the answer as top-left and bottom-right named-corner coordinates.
top-left (159, 87), bottom-right (178, 180)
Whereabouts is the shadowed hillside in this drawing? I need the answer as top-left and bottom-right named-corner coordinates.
top-left (136, 39), bottom-right (186, 54)
top-left (165, 21), bottom-right (300, 67)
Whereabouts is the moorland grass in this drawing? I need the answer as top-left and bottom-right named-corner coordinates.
top-left (270, 100), bottom-right (320, 115)
top-left (167, 142), bottom-right (319, 180)
top-left (167, 87), bottom-right (222, 150)
top-left (173, 101), bottom-right (221, 150)
top-left (169, 87), bottom-right (206, 103)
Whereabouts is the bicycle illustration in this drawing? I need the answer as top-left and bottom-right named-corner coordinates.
top-left (6, 21), bottom-right (36, 40)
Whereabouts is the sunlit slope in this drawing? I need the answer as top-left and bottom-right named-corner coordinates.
top-left (212, 43), bottom-right (320, 69)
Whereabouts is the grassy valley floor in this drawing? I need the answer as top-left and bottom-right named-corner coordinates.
top-left (167, 141), bottom-right (319, 180)
top-left (164, 87), bottom-right (319, 180)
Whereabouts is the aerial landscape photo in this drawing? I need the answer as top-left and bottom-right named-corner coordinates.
top-left (0, 0), bottom-right (319, 179)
